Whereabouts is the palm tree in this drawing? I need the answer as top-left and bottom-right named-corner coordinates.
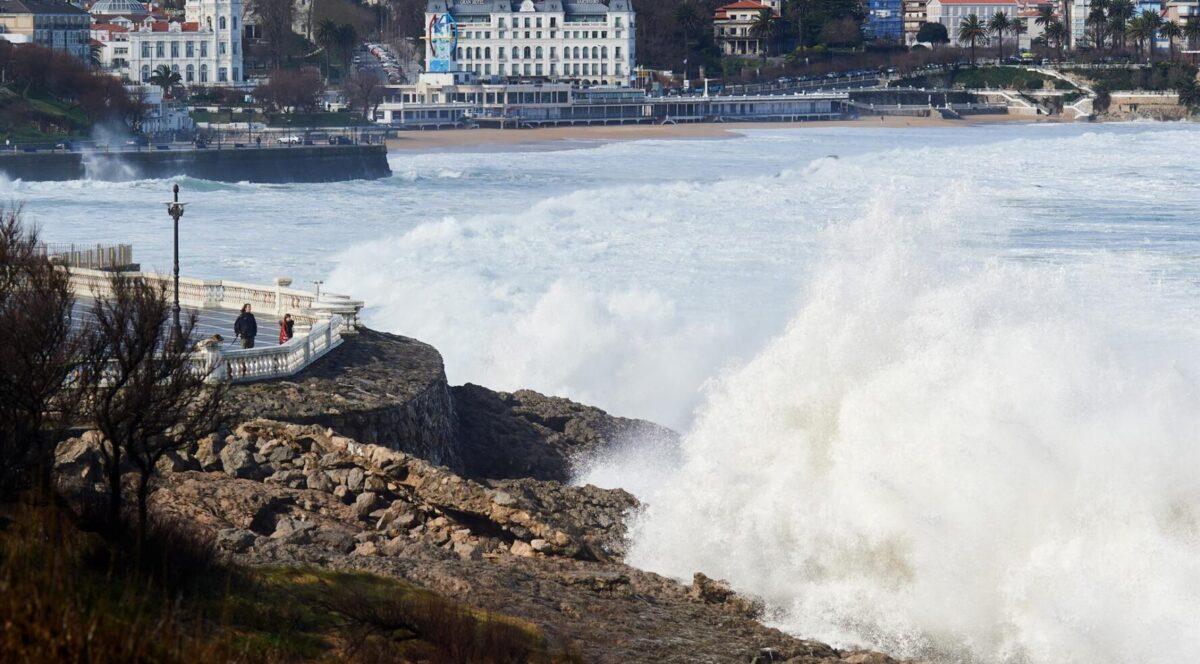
top-left (989, 11), bottom-right (1011, 60)
top-left (1011, 19), bottom-right (1028, 51)
top-left (1160, 20), bottom-right (1182, 60)
top-left (1139, 9), bottom-right (1162, 62)
top-left (1126, 15), bottom-right (1150, 60)
top-left (749, 9), bottom-right (779, 57)
top-left (316, 18), bottom-right (338, 78)
top-left (1108, 0), bottom-right (1135, 50)
top-left (335, 23), bottom-right (358, 75)
top-left (1183, 17), bottom-right (1200, 62)
top-left (148, 64), bottom-right (181, 98)
top-left (1087, 6), bottom-right (1109, 49)
top-left (959, 13), bottom-right (987, 64)
top-left (1044, 19), bottom-right (1067, 60)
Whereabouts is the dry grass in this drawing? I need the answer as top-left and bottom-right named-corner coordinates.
top-left (0, 503), bottom-right (586, 663)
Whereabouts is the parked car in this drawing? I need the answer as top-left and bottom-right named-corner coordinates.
top-left (328, 136), bottom-right (353, 145)
top-left (276, 135), bottom-right (303, 144)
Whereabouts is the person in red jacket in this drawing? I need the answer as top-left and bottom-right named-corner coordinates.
top-left (278, 313), bottom-right (295, 345)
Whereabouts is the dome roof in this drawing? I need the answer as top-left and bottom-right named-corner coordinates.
top-left (89, 0), bottom-right (148, 16)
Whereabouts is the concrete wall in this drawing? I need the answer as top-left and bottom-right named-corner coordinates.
top-left (0, 144), bottom-right (391, 183)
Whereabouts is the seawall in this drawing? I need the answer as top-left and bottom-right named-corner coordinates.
top-left (0, 144), bottom-right (391, 183)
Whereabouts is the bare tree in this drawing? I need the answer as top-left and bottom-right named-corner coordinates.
top-left (250, 0), bottom-right (297, 69)
top-left (80, 275), bottom-right (225, 537)
top-left (0, 207), bottom-right (85, 498)
top-left (345, 68), bottom-right (384, 121)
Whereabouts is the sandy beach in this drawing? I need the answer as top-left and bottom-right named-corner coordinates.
top-left (386, 113), bottom-right (1058, 151)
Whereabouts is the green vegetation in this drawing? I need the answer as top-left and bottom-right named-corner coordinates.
top-left (1080, 62), bottom-right (1198, 91)
top-left (0, 86), bottom-right (91, 142)
top-left (190, 109), bottom-right (269, 124)
top-left (266, 110), bottom-right (370, 127)
top-left (894, 66), bottom-right (1065, 91)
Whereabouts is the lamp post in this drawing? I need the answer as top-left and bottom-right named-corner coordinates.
top-left (164, 184), bottom-right (187, 346)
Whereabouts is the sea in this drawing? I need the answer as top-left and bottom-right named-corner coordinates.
top-left (6, 122), bottom-right (1200, 663)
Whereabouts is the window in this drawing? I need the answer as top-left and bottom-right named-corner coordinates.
top-left (141, 42), bottom-right (150, 57)
top-left (615, 16), bottom-right (622, 27)
top-left (549, 46), bottom-right (555, 58)
top-left (573, 46), bottom-right (580, 58)
top-left (535, 63), bottom-right (542, 75)
top-left (550, 17), bottom-right (557, 26)
top-left (232, 67), bottom-right (238, 81)
top-left (201, 41), bottom-right (208, 56)
top-left (156, 40), bottom-right (164, 57)
top-left (499, 63), bottom-right (505, 74)
top-left (582, 63), bottom-right (589, 75)
top-left (457, 47), bottom-right (463, 59)
top-left (511, 46), bottom-right (518, 58)
top-left (498, 17), bottom-right (505, 27)
top-left (475, 47), bottom-right (481, 58)
top-left (484, 46), bottom-right (490, 58)
top-left (232, 17), bottom-right (237, 30)
top-left (615, 46), bottom-right (621, 58)
top-left (186, 40), bottom-right (194, 56)
top-left (536, 17), bottom-right (542, 27)
top-left (141, 64), bottom-right (150, 81)
top-left (219, 41), bottom-right (226, 54)
top-left (186, 63), bottom-right (194, 81)
top-left (233, 41), bottom-right (238, 54)
top-left (170, 41), bottom-right (178, 57)
top-left (523, 46), bottom-right (531, 58)
top-left (601, 63), bottom-right (607, 74)
top-left (550, 63), bottom-right (556, 74)
top-left (218, 66), bottom-right (227, 81)
top-left (219, 16), bottom-right (226, 29)
top-left (200, 63), bottom-right (208, 82)
top-left (485, 63), bottom-right (491, 75)
top-left (523, 17), bottom-right (530, 27)
top-left (601, 46), bottom-right (607, 58)
top-left (523, 63), bottom-right (530, 75)
top-left (535, 46), bottom-right (542, 58)
top-left (591, 46), bottom-right (598, 58)
top-left (171, 63), bottom-right (179, 74)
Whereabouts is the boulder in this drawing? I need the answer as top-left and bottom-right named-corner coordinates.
top-left (510, 540), bottom-right (537, 558)
top-left (690, 572), bottom-right (764, 619)
top-left (216, 528), bottom-right (258, 553)
top-left (305, 470), bottom-right (333, 492)
top-left (194, 434), bottom-right (225, 472)
top-left (353, 491), bottom-right (383, 519)
top-left (220, 439), bottom-right (263, 480)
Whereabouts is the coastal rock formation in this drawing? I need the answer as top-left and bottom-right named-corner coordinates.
top-left (223, 329), bottom-right (459, 468)
top-left (453, 383), bottom-right (678, 482)
top-left (54, 418), bottom-right (901, 664)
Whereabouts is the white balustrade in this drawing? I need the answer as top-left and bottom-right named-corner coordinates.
top-left (68, 268), bottom-right (363, 384)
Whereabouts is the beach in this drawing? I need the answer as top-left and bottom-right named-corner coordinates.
top-left (385, 113), bottom-right (1058, 151)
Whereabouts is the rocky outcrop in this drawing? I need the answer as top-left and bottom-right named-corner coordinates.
top-left (53, 419), bottom-right (903, 664)
top-left (222, 329), bottom-right (458, 468)
top-left (453, 383), bottom-right (679, 482)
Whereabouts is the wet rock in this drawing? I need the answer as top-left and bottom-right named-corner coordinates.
top-left (690, 572), bottom-right (765, 619)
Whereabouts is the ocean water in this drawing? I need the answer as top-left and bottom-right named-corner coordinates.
top-left (6, 122), bottom-right (1200, 662)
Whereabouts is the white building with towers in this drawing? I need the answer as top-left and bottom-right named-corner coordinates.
top-left (111, 0), bottom-right (244, 85)
top-left (423, 0), bottom-right (636, 87)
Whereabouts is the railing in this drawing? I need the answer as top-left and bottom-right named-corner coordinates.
top-left (203, 314), bottom-right (349, 383)
top-left (70, 268), bottom-right (364, 384)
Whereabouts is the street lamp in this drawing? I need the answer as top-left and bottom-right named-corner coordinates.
top-left (164, 184), bottom-right (187, 345)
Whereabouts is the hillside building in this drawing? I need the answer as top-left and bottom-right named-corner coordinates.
top-left (423, 0), bottom-right (636, 87)
top-left (712, 0), bottom-right (780, 57)
top-left (0, 0), bottom-right (91, 60)
top-left (89, 0), bottom-right (244, 84)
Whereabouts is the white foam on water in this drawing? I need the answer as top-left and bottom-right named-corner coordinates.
top-left (620, 186), bottom-right (1200, 664)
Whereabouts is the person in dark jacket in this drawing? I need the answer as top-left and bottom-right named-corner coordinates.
top-left (278, 313), bottom-right (294, 345)
top-left (234, 303), bottom-right (257, 348)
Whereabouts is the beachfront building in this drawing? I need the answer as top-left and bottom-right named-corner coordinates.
top-left (865, 0), bottom-right (904, 41)
top-left (0, 0), bottom-right (91, 60)
top-left (101, 0), bottom-right (244, 85)
top-left (926, 0), bottom-right (1022, 42)
top-left (902, 0), bottom-right (927, 43)
top-left (423, 0), bottom-right (636, 87)
top-left (712, 0), bottom-right (780, 56)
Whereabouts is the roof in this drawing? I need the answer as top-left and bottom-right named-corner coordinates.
top-left (91, 21), bottom-right (127, 30)
top-left (931, 0), bottom-right (1018, 4)
top-left (0, 0), bottom-right (89, 15)
top-left (714, 0), bottom-right (771, 19)
top-left (88, 0), bottom-right (147, 14)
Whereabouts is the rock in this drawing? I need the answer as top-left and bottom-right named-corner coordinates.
top-left (690, 572), bottom-right (764, 619)
top-left (271, 517), bottom-right (318, 544)
top-left (305, 470), bottom-right (333, 492)
top-left (266, 469), bottom-right (308, 489)
top-left (363, 474), bottom-right (387, 493)
top-left (353, 491), bottom-right (382, 519)
top-left (353, 541), bottom-right (379, 557)
top-left (346, 467), bottom-right (365, 492)
top-left (216, 528), bottom-right (257, 553)
top-left (266, 444), bottom-right (296, 464)
top-left (333, 485), bottom-right (351, 502)
top-left (510, 540), bottom-right (537, 558)
top-left (194, 434), bottom-right (224, 471)
top-left (312, 528), bottom-right (357, 553)
top-left (492, 490), bottom-right (516, 506)
top-left (453, 540), bottom-right (482, 560)
top-left (840, 652), bottom-right (898, 664)
top-left (530, 538), bottom-right (550, 552)
top-left (220, 440), bottom-right (262, 479)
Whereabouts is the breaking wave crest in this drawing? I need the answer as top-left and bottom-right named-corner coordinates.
top-left (622, 192), bottom-right (1200, 663)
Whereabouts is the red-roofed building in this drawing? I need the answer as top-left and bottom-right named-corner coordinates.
top-left (713, 0), bottom-right (781, 57)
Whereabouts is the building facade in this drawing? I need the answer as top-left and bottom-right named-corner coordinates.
top-left (865, 0), bottom-right (903, 41)
top-left (104, 0), bottom-right (244, 84)
top-left (424, 0), bottom-right (636, 87)
top-left (0, 0), bottom-right (91, 60)
top-left (712, 0), bottom-right (780, 57)
top-left (902, 0), bottom-right (927, 43)
top-left (926, 0), bottom-right (1021, 42)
